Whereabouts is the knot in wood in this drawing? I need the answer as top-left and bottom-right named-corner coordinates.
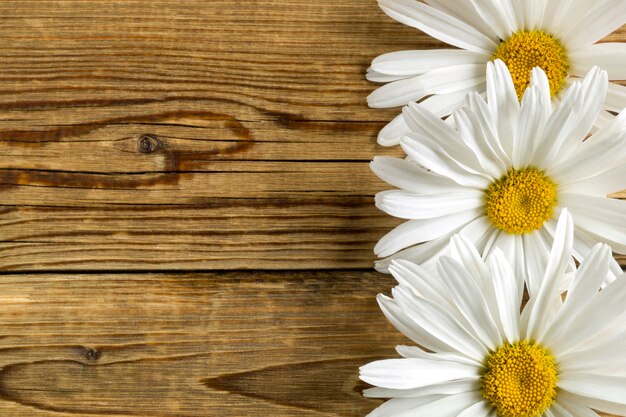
top-left (84, 347), bottom-right (101, 361)
top-left (138, 134), bottom-right (160, 154)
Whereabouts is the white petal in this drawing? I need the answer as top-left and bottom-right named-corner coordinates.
top-left (540, 243), bottom-right (612, 345)
top-left (378, 0), bottom-right (498, 53)
top-left (455, 216), bottom-right (496, 254)
top-left (394, 345), bottom-right (482, 367)
top-left (514, 86), bottom-right (547, 168)
top-left (487, 249), bottom-right (521, 343)
top-left (389, 260), bottom-right (451, 309)
top-left (594, 107), bottom-right (616, 130)
top-left (559, 329), bottom-right (626, 373)
top-left (401, 134), bottom-right (490, 188)
top-left (367, 68), bottom-right (410, 83)
top-left (521, 210), bottom-right (573, 341)
top-left (425, 0), bottom-right (500, 39)
top-left (372, 392), bottom-right (484, 417)
top-left (378, 294), bottom-right (453, 353)
top-left (560, 0), bottom-right (626, 49)
top-left (548, 402), bottom-right (574, 417)
top-left (375, 209), bottom-right (482, 257)
top-left (559, 163), bottom-right (626, 196)
top-left (562, 194), bottom-right (626, 253)
top-left (556, 242), bottom-right (611, 315)
top-left (522, 230), bottom-right (551, 296)
top-left (529, 66), bottom-right (553, 122)
top-left (555, 394), bottom-right (602, 417)
top-left (606, 81), bottom-right (626, 113)
top-left (570, 43), bottom-right (626, 81)
top-left (558, 391), bottom-right (626, 416)
top-left (437, 256), bottom-right (502, 350)
top-left (375, 234), bottom-right (452, 273)
top-left (489, 232), bottom-right (525, 299)
top-left (533, 67), bottom-right (610, 170)
top-left (364, 379), bottom-right (477, 399)
top-left (371, 49), bottom-right (489, 77)
top-left (364, 395), bottom-right (444, 417)
top-left (403, 103), bottom-right (491, 175)
top-left (547, 276), bottom-right (626, 355)
top-left (559, 373), bottom-right (626, 404)
top-left (457, 400), bottom-right (493, 417)
top-left (522, 0), bottom-right (548, 30)
top-left (467, 0), bottom-right (517, 40)
top-left (360, 357), bottom-right (480, 390)
top-left (547, 119), bottom-right (626, 183)
top-left (376, 87), bottom-right (485, 146)
top-left (531, 84), bottom-right (583, 169)
top-left (378, 114), bottom-right (410, 147)
top-left (391, 286), bottom-right (490, 360)
top-left (538, 0), bottom-right (569, 33)
top-left (421, 86), bottom-right (486, 118)
top-left (371, 156), bottom-right (464, 195)
top-left (368, 64), bottom-right (485, 108)
top-left (464, 92), bottom-right (510, 169)
top-left (454, 107), bottom-right (503, 177)
top-left (558, 68), bottom-right (609, 158)
top-left (448, 234), bottom-right (491, 290)
top-left (376, 216), bottom-right (494, 273)
top-left (486, 60), bottom-right (520, 159)
top-left (402, 102), bottom-right (472, 160)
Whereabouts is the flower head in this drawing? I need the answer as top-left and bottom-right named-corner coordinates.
top-left (368, 0), bottom-right (626, 146)
top-left (372, 60), bottom-right (626, 293)
top-left (360, 211), bottom-right (626, 417)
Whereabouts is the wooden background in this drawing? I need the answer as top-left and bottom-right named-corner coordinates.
top-left (0, 1), bottom-right (623, 416)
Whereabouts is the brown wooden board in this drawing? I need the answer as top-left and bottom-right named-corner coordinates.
top-left (0, 0), bottom-right (622, 271)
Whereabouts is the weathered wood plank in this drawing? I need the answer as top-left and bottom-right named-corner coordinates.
top-left (0, 199), bottom-right (400, 270)
top-left (0, 0), bottom-right (623, 271)
top-left (0, 271), bottom-right (403, 416)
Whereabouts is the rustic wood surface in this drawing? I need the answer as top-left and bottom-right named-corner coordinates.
top-left (0, 1), bottom-right (624, 416)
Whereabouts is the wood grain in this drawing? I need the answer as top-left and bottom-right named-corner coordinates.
top-left (0, 0), bottom-right (621, 270)
top-left (0, 271), bottom-right (403, 417)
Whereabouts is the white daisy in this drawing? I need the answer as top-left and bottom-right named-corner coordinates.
top-left (361, 211), bottom-right (626, 417)
top-left (369, 0), bottom-right (626, 146)
top-left (372, 60), bottom-right (626, 293)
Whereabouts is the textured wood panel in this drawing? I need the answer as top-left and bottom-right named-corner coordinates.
top-left (0, 271), bottom-right (403, 416)
top-left (0, 1), bottom-right (624, 270)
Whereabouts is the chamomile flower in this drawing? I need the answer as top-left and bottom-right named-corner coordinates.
top-left (372, 60), bottom-right (626, 294)
top-left (369, 0), bottom-right (626, 146)
top-left (361, 211), bottom-right (626, 417)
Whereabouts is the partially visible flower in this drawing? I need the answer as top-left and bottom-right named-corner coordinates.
top-left (361, 211), bottom-right (626, 417)
top-left (372, 60), bottom-right (626, 293)
top-left (368, 0), bottom-right (626, 146)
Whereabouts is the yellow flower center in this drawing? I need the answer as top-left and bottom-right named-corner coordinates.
top-left (482, 341), bottom-right (559, 417)
top-left (492, 30), bottom-right (569, 100)
top-left (485, 168), bottom-right (557, 235)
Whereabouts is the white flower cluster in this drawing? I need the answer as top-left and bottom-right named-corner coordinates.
top-left (359, 2), bottom-right (626, 417)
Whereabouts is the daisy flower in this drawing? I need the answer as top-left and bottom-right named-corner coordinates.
top-left (368, 0), bottom-right (626, 146)
top-left (372, 60), bottom-right (626, 294)
top-left (361, 211), bottom-right (626, 417)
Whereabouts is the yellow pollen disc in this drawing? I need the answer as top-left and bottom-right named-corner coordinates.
top-left (492, 30), bottom-right (569, 100)
top-left (485, 168), bottom-right (557, 235)
top-left (482, 341), bottom-right (559, 417)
